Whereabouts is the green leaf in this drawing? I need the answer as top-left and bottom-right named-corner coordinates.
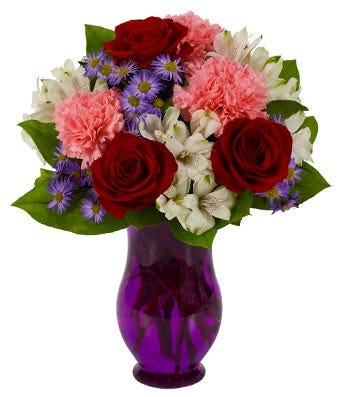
top-left (125, 207), bottom-right (165, 229)
top-left (299, 116), bottom-right (318, 143)
top-left (18, 120), bottom-right (58, 166)
top-left (251, 195), bottom-right (268, 210)
top-left (293, 162), bottom-right (330, 203)
top-left (169, 219), bottom-right (218, 249)
top-left (279, 60), bottom-right (300, 88)
top-left (85, 24), bottom-right (115, 53)
top-left (230, 189), bottom-right (253, 223)
top-left (12, 172), bottom-right (128, 235)
top-left (34, 169), bottom-right (54, 186)
top-left (266, 100), bottom-right (308, 119)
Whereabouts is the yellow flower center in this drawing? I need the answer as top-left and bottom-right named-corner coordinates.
top-left (58, 153), bottom-right (67, 161)
top-left (100, 64), bottom-right (113, 76)
top-left (91, 203), bottom-right (100, 214)
top-left (138, 81), bottom-right (151, 93)
top-left (266, 188), bottom-right (279, 199)
top-left (90, 58), bottom-right (100, 68)
top-left (287, 168), bottom-right (295, 180)
top-left (54, 192), bottom-right (63, 203)
top-left (164, 61), bottom-right (178, 72)
top-left (128, 96), bottom-right (140, 107)
top-left (72, 170), bottom-right (81, 180)
top-left (153, 97), bottom-right (164, 109)
top-left (118, 67), bottom-right (129, 76)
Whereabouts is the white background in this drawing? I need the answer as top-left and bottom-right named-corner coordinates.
top-left (0, 1), bottom-right (339, 396)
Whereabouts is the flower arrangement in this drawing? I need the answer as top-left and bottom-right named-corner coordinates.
top-left (13, 12), bottom-right (329, 248)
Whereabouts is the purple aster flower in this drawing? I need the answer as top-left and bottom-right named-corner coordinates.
top-left (80, 167), bottom-right (92, 187)
top-left (97, 59), bottom-right (116, 81)
top-left (152, 54), bottom-right (184, 84)
top-left (270, 114), bottom-right (284, 124)
top-left (271, 191), bottom-right (300, 213)
top-left (150, 97), bottom-right (165, 118)
top-left (128, 70), bottom-right (164, 100)
top-left (47, 177), bottom-right (74, 214)
top-left (81, 189), bottom-right (106, 223)
top-left (257, 181), bottom-right (290, 207)
top-left (121, 86), bottom-right (149, 113)
top-left (53, 143), bottom-right (71, 172)
top-left (107, 60), bottom-right (138, 86)
top-left (286, 158), bottom-right (303, 185)
top-left (63, 161), bottom-right (82, 184)
top-left (124, 106), bottom-right (162, 134)
top-left (83, 49), bottom-right (108, 78)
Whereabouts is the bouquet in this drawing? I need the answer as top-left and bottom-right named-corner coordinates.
top-left (13, 12), bottom-right (329, 248)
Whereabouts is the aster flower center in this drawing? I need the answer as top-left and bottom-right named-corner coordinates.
top-left (266, 188), bottom-right (279, 199)
top-left (58, 153), bottom-right (67, 161)
top-left (100, 64), bottom-right (113, 76)
top-left (90, 58), bottom-right (100, 68)
top-left (72, 170), bottom-right (81, 180)
top-left (118, 67), bottom-right (129, 77)
top-left (128, 96), bottom-right (140, 107)
top-left (138, 81), bottom-right (151, 93)
top-left (91, 203), bottom-right (100, 214)
top-left (153, 97), bottom-right (164, 108)
top-left (164, 61), bottom-right (178, 73)
top-left (86, 168), bottom-right (92, 177)
top-left (54, 191), bottom-right (63, 203)
top-left (287, 168), bottom-right (295, 180)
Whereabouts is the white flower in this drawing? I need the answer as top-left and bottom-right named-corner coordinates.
top-left (249, 47), bottom-right (300, 103)
top-left (285, 112), bottom-right (313, 164)
top-left (210, 29), bottom-right (300, 103)
top-left (165, 132), bottom-right (213, 179)
top-left (190, 109), bottom-right (222, 138)
top-left (210, 28), bottom-right (262, 65)
top-left (156, 174), bottom-right (191, 229)
top-left (139, 107), bottom-right (189, 143)
top-left (25, 59), bottom-right (107, 123)
top-left (184, 175), bottom-right (236, 235)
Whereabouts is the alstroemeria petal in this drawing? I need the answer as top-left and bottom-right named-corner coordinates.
top-left (292, 127), bottom-right (313, 164)
top-left (193, 173), bottom-right (216, 196)
top-left (185, 210), bottom-right (215, 235)
top-left (285, 111), bottom-right (305, 133)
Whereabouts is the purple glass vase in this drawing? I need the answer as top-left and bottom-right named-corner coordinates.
top-left (117, 222), bottom-right (222, 388)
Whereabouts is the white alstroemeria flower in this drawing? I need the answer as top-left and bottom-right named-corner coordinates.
top-left (210, 28), bottom-right (262, 65)
top-left (183, 179), bottom-right (236, 235)
top-left (156, 174), bottom-right (191, 229)
top-left (250, 47), bottom-right (300, 103)
top-left (25, 59), bottom-right (107, 123)
top-left (210, 30), bottom-right (300, 103)
top-left (165, 132), bottom-right (213, 179)
top-left (139, 107), bottom-right (189, 143)
top-left (190, 109), bottom-right (222, 138)
top-left (285, 112), bottom-right (313, 165)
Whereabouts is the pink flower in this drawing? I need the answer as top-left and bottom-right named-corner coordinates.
top-left (169, 11), bottom-right (223, 67)
top-left (53, 89), bottom-right (124, 168)
top-left (173, 56), bottom-right (268, 136)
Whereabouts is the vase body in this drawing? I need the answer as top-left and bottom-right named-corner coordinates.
top-left (117, 222), bottom-right (222, 388)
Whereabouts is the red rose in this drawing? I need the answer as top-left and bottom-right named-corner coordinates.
top-left (211, 118), bottom-right (292, 193)
top-left (91, 133), bottom-right (178, 218)
top-left (104, 17), bottom-right (190, 68)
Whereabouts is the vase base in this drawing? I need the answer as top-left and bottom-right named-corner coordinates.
top-left (133, 363), bottom-right (206, 389)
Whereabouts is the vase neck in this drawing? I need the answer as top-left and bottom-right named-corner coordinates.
top-left (127, 223), bottom-right (212, 268)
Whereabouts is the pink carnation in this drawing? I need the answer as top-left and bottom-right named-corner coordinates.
top-left (173, 56), bottom-right (268, 136)
top-left (169, 11), bottom-right (223, 66)
top-left (54, 89), bottom-right (124, 168)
